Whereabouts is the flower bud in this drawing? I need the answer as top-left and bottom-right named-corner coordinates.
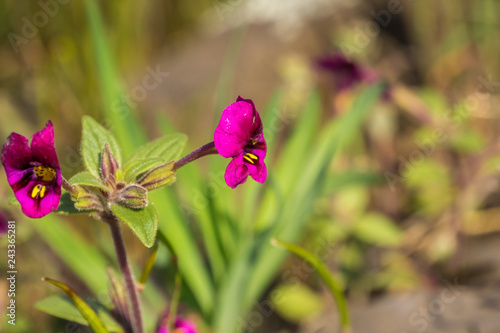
top-left (101, 143), bottom-right (119, 182)
top-left (116, 184), bottom-right (148, 209)
top-left (137, 162), bottom-right (175, 191)
top-left (72, 185), bottom-right (104, 212)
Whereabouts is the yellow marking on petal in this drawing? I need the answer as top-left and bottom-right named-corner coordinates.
top-left (246, 152), bottom-right (258, 160)
top-left (31, 185), bottom-right (47, 199)
top-left (31, 185), bottom-right (42, 198)
top-left (40, 185), bottom-right (46, 198)
top-left (243, 155), bottom-right (255, 164)
top-left (33, 165), bottom-right (56, 182)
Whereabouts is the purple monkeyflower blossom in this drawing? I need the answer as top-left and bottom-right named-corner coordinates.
top-left (157, 317), bottom-right (197, 333)
top-left (214, 96), bottom-right (267, 188)
top-left (1, 121), bottom-right (61, 218)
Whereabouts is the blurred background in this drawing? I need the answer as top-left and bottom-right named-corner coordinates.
top-left (1, 0), bottom-right (500, 332)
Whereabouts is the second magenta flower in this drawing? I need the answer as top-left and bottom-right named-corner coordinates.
top-left (214, 96), bottom-right (267, 188)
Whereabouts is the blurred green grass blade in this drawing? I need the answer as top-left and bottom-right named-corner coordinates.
top-left (32, 215), bottom-right (109, 293)
top-left (84, 0), bottom-right (146, 156)
top-left (42, 278), bottom-right (110, 333)
top-left (243, 83), bottom-right (384, 321)
top-left (274, 90), bottom-right (321, 192)
top-left (176, 160), bottom-right (227, 283)
top-left (213, 239), bottom-right (255, 333)
top-left (214, 26), bottom-right (247, 116)
top-left (139, 244), bottom-right (159, 287)
top-left (152, 187), bottom-right (215, 318)
top-left (254, 91), bottom-right (320, 230)
top-left (271, 239), bottom-right (350, 332)
top-left (157, 114), bottom-right (226, 284)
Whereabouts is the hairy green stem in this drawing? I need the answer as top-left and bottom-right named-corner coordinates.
top-left (61, 175), bottom-right (78, 196)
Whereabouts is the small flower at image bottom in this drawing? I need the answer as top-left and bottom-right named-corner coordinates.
top-left (1, 121), bottom-right (61, 218)
top-left (157, 317), bottom-right (197, 333)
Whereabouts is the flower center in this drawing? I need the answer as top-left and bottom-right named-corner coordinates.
top-left (33, 166), bottom-right (56, 182)
top-left (31, 184), bottom-right (47, 199)
top-left (243, 152), bottom-right (259, 165)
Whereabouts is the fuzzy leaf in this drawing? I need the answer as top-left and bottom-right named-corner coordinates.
top-left (110, 203), bottom-right (158, 248)
top-left (125, 134), bottom-right (187, 164)
top-left (35, 295), bottom-right (122, 332)
top-left (41, 278), bottom-right (111, 333)
top-left (81, 116), bottom-right (122, 178)
top-left (69, 172), bottom-right (109, 192)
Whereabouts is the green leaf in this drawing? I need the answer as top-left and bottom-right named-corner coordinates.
top-left (69, 171), bottom-right (109, 192)
top-left (41, 278), bottom-right (111, 333)
top-left (110, 203), bottom-right (159, 248)
top-left (35, 296), bottom-right (122, 332)
top-left (271, 284), bottom-right (324, 323)
top-left (54, 192), bottom-right (81, 215)
top-left (123, 157), bottom-right (165, 182)
top-left (354, 213), bottom-right (402, 247)
top-left (126, 133), bottom-right (187, 163)
top-left (81, 116), bottom-right (122, 178)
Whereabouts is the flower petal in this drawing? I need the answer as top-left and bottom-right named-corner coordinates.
top-left (31, 121), bottom-right (60, 168)
top-left (250, 162), bottom-right (267, 184)
top-left (214, 99), bottom-right (261, 158)
top-left (1, 132), bottom-right (32, 171)
top-left (224, 155), bottom-right (249, 189)
top-left (14, 180), bottom-right (61, 218)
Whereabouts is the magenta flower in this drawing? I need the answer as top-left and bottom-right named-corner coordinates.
top-left (1, 121), bottom-right (61, 218)
top-left (214, 96), bottom-right (267, 188)
top-left (157, 317), bottom-right (197, 333)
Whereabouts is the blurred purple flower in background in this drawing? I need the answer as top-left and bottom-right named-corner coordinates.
top-left (316, 52), bottom-right (381, 91)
